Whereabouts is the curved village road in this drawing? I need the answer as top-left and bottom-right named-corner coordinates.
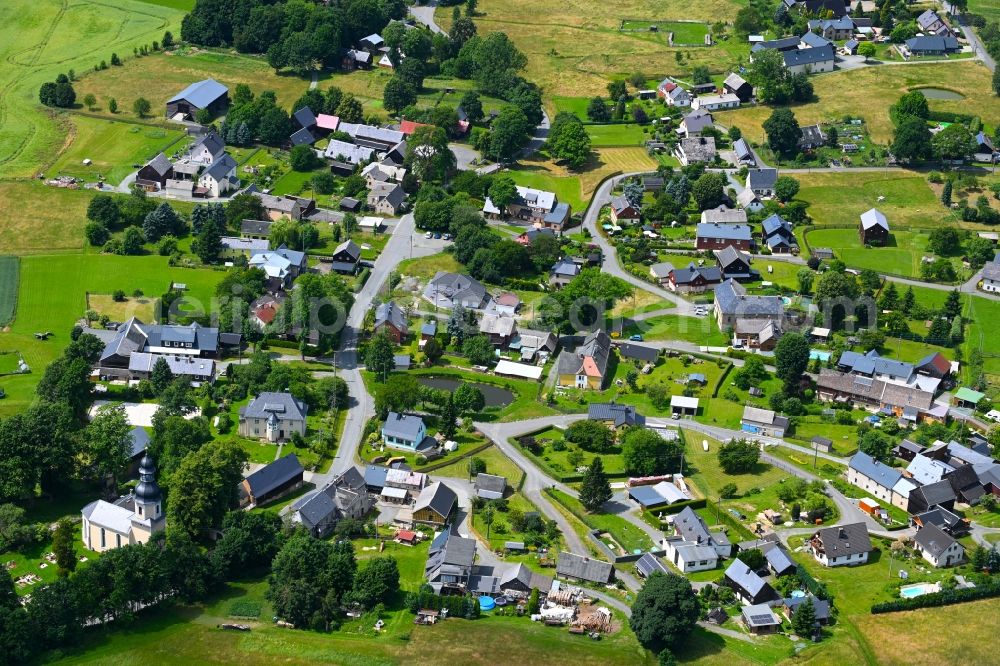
top-left (408, 1), bottom-right (443, 35)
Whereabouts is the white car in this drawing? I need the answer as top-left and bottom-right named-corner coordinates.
top-left (425, 231), bottom-right (433, 239)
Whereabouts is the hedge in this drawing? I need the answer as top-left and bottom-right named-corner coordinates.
top-left (353, 267), bottom-right (371, 292)
top-left (641, 498), bottom-right (708, 526)
top-left (871, 578), bottom-right (1000, 614)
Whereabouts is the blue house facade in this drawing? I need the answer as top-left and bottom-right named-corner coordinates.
top-left (381, 412), bottom-right (428, 451)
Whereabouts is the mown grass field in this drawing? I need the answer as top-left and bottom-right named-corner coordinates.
top-left (0, 182), bottom-right (99, 254)
top-left (0, 254), bottom-right (225, 417)
top-left (795, 171), bottom-right (942, 228)
top-left (804, 227), bottom-right (940, 278)
top-left (0, 257), bottom-right (18, 326)
top-left (437, 0), bottom-right (746, 98)
top-left (75, 48), bottom-right (313, 121)
top-left (47, 115), bottom-right (185, 185)
top-left (717, 61), bottom-right (999, 144)
top-left (586, 123), bottom-right (649, 147)
top-left (0, 0), bottom-right (183, 179)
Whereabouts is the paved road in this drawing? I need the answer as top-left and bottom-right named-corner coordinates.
top-left (946, 3), bottom-right (997, 71)
top-left (408, 0), bottom-right (443, 34)
top-left (582, 172), bottom-right (695, 315)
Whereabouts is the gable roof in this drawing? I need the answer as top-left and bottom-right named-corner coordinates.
top-left (723, 72), bottom-right (750, 90)
top-left (144, 152), bottom-right (173, 177)
top-left (849, 451), bottom-right (902, 489)
top-left (240, 391), bottom-right (308, 422)
top-left (588, 402), bottom-right (645, 427)
top-left (912, 479), bottom-right (957, 507)
top-left (382, 412), bottom-right (425, 441)
top-left (860, 208), bottom-right (889, 231)
top-left (414, 481), bottom-right (457, 519)
top-left (913, 522), bottom-right (958, 559)
top-left (725, 559), bottom-right (770, 597)
top-left (747, 168), bottom-right (778, 190)
top-left (905, 36), bottom-right (960, 52)
top-left (244, 453), bottom-right (303, 499)
top-left (715, 279), bottom-right (784, 317)
top-left (697, 222), bottom-right (752, 240)
top-left (474, 473), bottom-right (507, 499)
top-left (556, 552), bottom-right (614, 583)
top-left (293, 106), bottom-right (317, 128)
top-left (168, 79), bottom-right (228, 108)
top-left (375, 300), bottom-right (407, 332)
top-left (616, 342), bottom-right (659, 363)
top-left (715, 246), bottom-right (751, 269)
top-left (762, 213), bottom-right (793, 239)
top-left (782, 43), bottom-right (835, 67)
top-left (635, 553), bottom-right (668, 577)
top-left (800, 30), bottom-right (832, 48)
top-left (814, 522), bottom-right (872, 558)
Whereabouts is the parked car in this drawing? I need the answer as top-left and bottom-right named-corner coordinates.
top-left (425, 231), bottom-right (433, 239)
top-left (629, 334), bottom-right (643, 341)
top-left (433, 233), bottom-right (442, 239)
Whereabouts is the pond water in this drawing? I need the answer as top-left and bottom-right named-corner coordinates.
top-left (916, 88), bottom-right (965, 100)
top-left (416, 377), bottom-right (515, 408)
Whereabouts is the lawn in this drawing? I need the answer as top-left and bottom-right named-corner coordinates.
top-left (0, 254), bottom-right (225, 417)
top-left (795, 171), bottom-right (941, 228)
top-left (803, 227), bottom-right (963, 279)
top-left (0, 0), bottom-right (184, 179)
top-left (433, 444), bottom-right (525, 486)
top-left (75, 49), bottom-right (313, 122)
top-left (621, 313), bottom-right (728, 345)
top-left (519, 426), bottom-right (627, 479)
top-left (547, 488), bottom-right (656, 554)
top-left (509, 165), bottom-right (587, 212)
top-left (46, 115), bottom-right (185, 185)
top-left (0, 256), bottom-right (18, 325)
top-left (717, 61), bottom-right (1000, 144)
top-left (437, 0), bottom-right (745, 97)
top-left (87, 293), bottom-right (159, 322)
top-left (964, 295), bottom-right (1000, 381)
top-left (585, 123), bottom-right (649, 147)
top-left (0, 181), bottom-right (104, 255)
top-left (661, 21), bottom-right (710, 45)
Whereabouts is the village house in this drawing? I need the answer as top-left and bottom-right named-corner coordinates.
top-left (780, 43), bottom-right (836, 73)
top-left (671, 506), bottom-right (732, 558)
top-left (220, 236), bottom-right (269, 259)
top-left (588, 402), bottom-right (645, 430)
top-left (750, 35), bottom-right (801, 55)
top-left (499, 563), bottom-right (552, 598)
top-left (733, 138), bottom-right (757, 168)
top-left (81, 454), bottom-right (165, 552)
top-left (742, 604), bottom-right (782, 635)
top-left (814, 369), bottom-right (936, 421)
top-left (907, 479), bottom-right (957, 515)
top-left (662, 262), bottom-right (723, 294)
top-left (714, 279), bottom-right (784, 331)
top-left (197, 153), bottom-right (239, 197)
top-left (337, 122), bottom-right (405, 151)
top-left (675, 136), bottom-right (717, 165)
top-left (740, 406), bottom-right (789, 437)
top-left (723, 73), bottom-right (754, 102)
top-left (555, 329), bottom-right (612, 390)
top-left (324, 139), bottom-right (375, 164)
top-left (782, 594), bottom-right (831, 626)
top-left (905, 35), bottom-right (961, 56)
top-left (913, 522), bottom-right (964, 567)
top-left (423, 530), bottom-right (476, 594)
top-left (239, 453), bottom-right (304, 507)
top-left (696, 221), bottom-right (753, 251)
top-left (746, 168), bottom-right (778, 198)
top-left (724, 559), bottom-right (778, 605)
top-left (847, 451), bottom-right (903, 504)
top-left (715, 246), bottom-right (755, 281)
top-left (367, 182), bottom-right (405, 216)
top-left (691, 93), bottom-right (741, 111)
top-left (556, 552), bottom-right (615, 584)
top-left (289, 468), bottom-right (371, 538)
top-left (96, 318), bottom-right (220, 381)
top-left (238, 391), bottom-right (308, 442)
top-left (512, 328), bottom-right (558, 364)
top-left (412, 481), bottom-right (458, 526)
top-left (808, 16), bottom-right (855, 40)
top-left (809, 523), bottom-right (872, 567)
top-left (381, 412), bottom-right (433, 451)
top-left (423, 271), bottom-right (490, 309)
top-left (800, 30), bottom-right (832, 49)
top-left (662, 536), bottom-right (719, 573)
top-left (240, 219), bottom-right (273, 239)
top-left (678, 109), bottom-right (714, 137)
top-left (798, 124), bottom-right (827, 151)
top-left (135, 153), bottom-right (174, 191)
top-left (859, 208), bottom-right (890, 245)
top-left (734, 319), bottom-right (781, 351)
top-left (482, 185), bottom-right (571, 231)
top-left (474, 473), bottom-right (508, 500)
top-left (250, 293), bottom-right (284, 330)
top-left (657, 79), bottom-right (692, 107)
top-left (251, 191), bottom-right (315, 221)
top-left (327, 239), bottom-right (362, 274)
top-left (916, 9), bottom-right (951, 36)
top-left (701, 206), bottom-right (749, 225)
top-left (249, 245), bottom-right (308, 292)
top-left (478, 313), bottom-right (517, 347)
top-left (374, 300), bottom-right (408, 343)
top-left (166, 79), bottom-right (228, 120)
top-left (549, 258), bottom-right (581, 288)
top-left (762, 213), bottom-right (797, 254)
top-left (609, 195), bottom-right (640, 224)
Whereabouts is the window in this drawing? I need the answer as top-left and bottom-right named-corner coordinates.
top-left (100, 528), bottom-right (106, 548)
top-left (116, 534), bottom-right (121, 548)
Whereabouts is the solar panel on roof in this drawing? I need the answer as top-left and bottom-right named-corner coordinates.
top-left (750, 613), bottom-right (774, 624)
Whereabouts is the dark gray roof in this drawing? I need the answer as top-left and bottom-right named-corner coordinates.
top-left (674, 506), bottom-right (712, 543)
top-left (782, 43), bottom-right (835, 67)
top-left (784, 594), bottom-right (830, 621)
top-left (364, 464), bottom-right (389, 488)
top-left (144, 152), bottom-right (173, 177)
top-left (556, 552), bottom-right (614, 583)
top-left (99, 318), bottom-right (219, 363)
top-left (913, 480), bottom-right (957, 507)
top-left (734, 138), bottom-right (752, 160)
top-left (800, 31), bottom-right (832, 48)
top-left (375, 300), bottom-right (407, 332)
top-left (635, 553), bottom-right (668, 577)
top-left (714, 280), bottom-right (784, 317)
top-left (129, 427), bottom-right (150, 458)
top-left (425, 271), bottom-right (488, 308)
top-left (190, 132), bottom-right (226, 159)
top-left (474, 473), bottom-right (507, 499)
top-left (838, 350), bottom-right (912, 380)
top-left (616, 342), bottom-right (659, 363)
top-left (762, 213), bottom-right (792, 239)
top-left (241, 219), bottom-right (273, 236)
top-left (168, 79), bottom-right (228, 108)
top-left (240, 392), bottom-right (308, 422)
top-left (588, 402), bottom-right (645, 427)
top-left (905, 36), bottom-right (960, 52)
top-left (681, 110), bottom-right (714, 133)
top-left (849, 451), bottom-right (903, 489)
top-left (723, 72), bottom-right (749, 90)
top-left (414, 481), bottom-right (457, 519)
top-left (714, 246), bottom-right (750, 270)
top-left (747, 168), bottom-right (778, 190)
top-left (674, 262), bottom-right (723, 284)
top-left (244, 453), bottom-right (303, 498)
top-left (203, 153), bottom-right (237, 181)
top-left (914, 523), bottom-right (958, 559)
top-left (289, 127), bottom-right (316, 146)
top-left (293, 106), bottom-right (317, 128)
top-left (814, 522), bottom-right (872, 558)
top-left (751, 36), bottom-right (801, 52)
top-left (292, 489), bottom-right (338, 529)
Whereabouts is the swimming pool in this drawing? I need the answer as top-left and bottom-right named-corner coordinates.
top-left (899, 582), bottom-right (940, 599)
top-left (810, 350), bottom-right (831, 362)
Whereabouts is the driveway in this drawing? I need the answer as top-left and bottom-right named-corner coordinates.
top-left (409, 1), bottom-right (443, 34)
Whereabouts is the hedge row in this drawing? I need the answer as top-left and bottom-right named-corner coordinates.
top-left (641, 498), bottom-right (708, 525)
top-left (871, 578), bottom-right (1000, 614)
top-left (353, 267), bottom-right (371, 292)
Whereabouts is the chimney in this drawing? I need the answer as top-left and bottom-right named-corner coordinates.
top-left (838, 527), bottom-right (846, 539)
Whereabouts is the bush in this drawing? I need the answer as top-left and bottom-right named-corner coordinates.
top-left (871, 578), bottom-right (1000, 613)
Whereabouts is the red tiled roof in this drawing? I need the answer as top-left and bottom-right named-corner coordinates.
top-left (399, 120), bottom-right (432, 135)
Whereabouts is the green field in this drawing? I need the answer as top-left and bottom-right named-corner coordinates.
top-left (0, 257), bottom-right (18, 325)
top-left (661, 21), bottom-right (710, 45)
top-left (585, 123), bottom-right (648, 147)
top-left (0, 0), bottom-right (184, 179)
top-left (622, 314), bottom-right (728, 345)
top-left (804, 227), bottom-right (943, 278)
top-left (47, 115), bottom-right (185, 185)
top-left (0, 254), bottom-right (225, 417)
top-left (795, 172), bottom-right (942, 228)
top-left (509, 167), bottom-right (587, 211)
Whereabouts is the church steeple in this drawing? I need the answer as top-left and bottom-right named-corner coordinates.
top-left (134, 454), bottom-right (162, 521)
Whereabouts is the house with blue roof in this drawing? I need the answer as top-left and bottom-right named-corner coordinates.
top-left (166, 79), bottom-right (228, 120)
top-left (847, 451), bottom-right (902, 503)
top-left (382, 412), bottom-right (432, 451)
top-left (238, 391), bottom-right (308, 442)
top-left (762, 213), bottom-right (797, 254)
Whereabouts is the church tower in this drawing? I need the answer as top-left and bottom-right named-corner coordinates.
top-left (133, 454), bottom-right (164, 526)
